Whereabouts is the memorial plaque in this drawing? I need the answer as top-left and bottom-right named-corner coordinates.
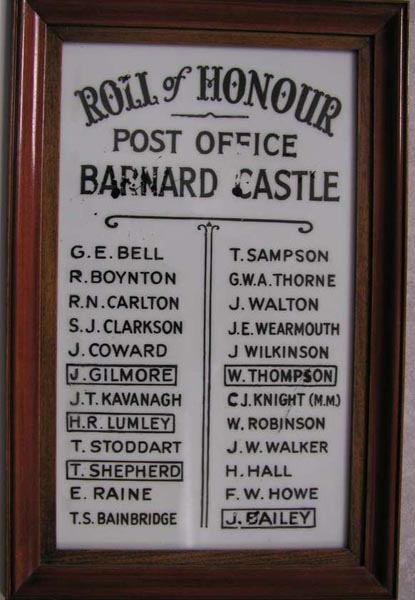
top-left (7, 1), bottom-right (407, 599)
top-left (56, 43), bottom-right (355, 550)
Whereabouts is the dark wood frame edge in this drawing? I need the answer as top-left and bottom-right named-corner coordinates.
top-left (6, 1), bottom-right (408, 598)
top-left (7, 0), bottom-right (45, 595)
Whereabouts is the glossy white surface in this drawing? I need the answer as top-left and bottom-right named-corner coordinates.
top-left (56, 43), bottom-right (355, 549)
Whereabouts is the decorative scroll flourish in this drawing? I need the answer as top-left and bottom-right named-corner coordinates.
top-left (197, 222), bottom-right (219, 528)
top-left (171, 112), bottom-right (250, 119)
top-left (105, 215), bottom-right (313, 234)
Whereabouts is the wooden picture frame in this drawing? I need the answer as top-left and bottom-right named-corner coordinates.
top-left (6, 0), bottom-right (407, 598)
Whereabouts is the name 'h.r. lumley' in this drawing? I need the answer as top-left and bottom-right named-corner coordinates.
top-left (74, 65), bottom-right (342, 137)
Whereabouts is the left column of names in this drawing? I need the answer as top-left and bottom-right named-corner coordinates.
top-left (56, 226), bottom-right (201, 549)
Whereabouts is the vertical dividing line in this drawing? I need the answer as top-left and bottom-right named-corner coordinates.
top-left (199, 224), bottom-right (208, 528)
top-left (198, 223), bottom-right (219, 528)
top-left (206, 227), bottom-right (213, 528)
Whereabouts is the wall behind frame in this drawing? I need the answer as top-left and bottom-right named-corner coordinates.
top-left (0, 1), bottom-right (413, 598)
top-left (399, 1), bottom-right (415, 598)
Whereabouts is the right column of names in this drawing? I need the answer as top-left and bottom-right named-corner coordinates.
top-left (214, 236), bottom-right (349, 544)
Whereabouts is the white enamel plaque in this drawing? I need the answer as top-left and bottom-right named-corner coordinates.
top-left (56, 43), bottom-right (356, 550)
